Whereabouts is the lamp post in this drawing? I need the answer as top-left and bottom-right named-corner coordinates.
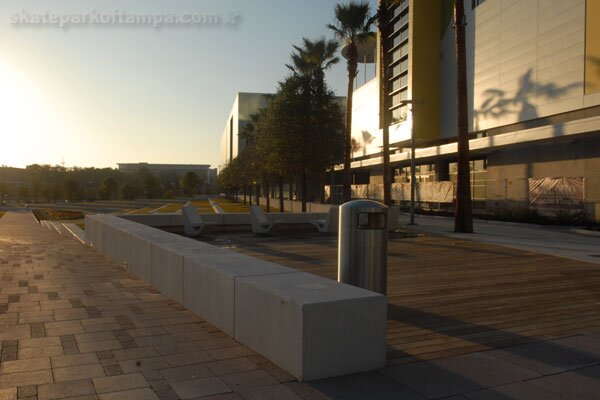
top-left (399, 100), bottom-right (423, 225)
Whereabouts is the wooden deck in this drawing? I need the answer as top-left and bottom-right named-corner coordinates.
top-left (207, 230), bottom-right (600, 364)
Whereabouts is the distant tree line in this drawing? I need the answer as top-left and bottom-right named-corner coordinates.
top-left (0, 165), bottom-right (212, 204)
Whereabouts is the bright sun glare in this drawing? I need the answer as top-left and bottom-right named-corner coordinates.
top-left (0, 62), bottom-right (56, 168)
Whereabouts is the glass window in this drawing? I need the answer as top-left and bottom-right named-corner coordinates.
top-left (391, 59), bottom-right (408, 78)
top-left (391, 89), bottom-right (408, 108)
top-left (392, 27), bottom-right (408, 47)
top-left (391, 74), bottom-right (408, 93)
top-left (391, 105), bottom-right (408, 123)
top-left (392, 43), bottom-right (408, 63)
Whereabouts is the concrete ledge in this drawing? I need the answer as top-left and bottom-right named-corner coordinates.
top-left (270, 212), bottom-right (327, 224)
top-left (60, 223), bottom-right (86, 244)
top-left (84, 214), bottom-right (387, 381)
top-left (120, 213), bottom-right (182, 227)
top-left (183, 252), bottom-right (294, 336)
top-left (118, 212), bottom-right (327, 228)
top-left (235, 272), bottom-right (387, 381)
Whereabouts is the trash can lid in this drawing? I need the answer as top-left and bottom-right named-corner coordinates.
top-left (339, 199), bottom-right (388, 211)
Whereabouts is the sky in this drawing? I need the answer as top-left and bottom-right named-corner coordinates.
top-left (0, 0), bottom-right (378, 170)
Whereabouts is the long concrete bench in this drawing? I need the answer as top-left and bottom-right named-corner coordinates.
top-left (85, 214), bottom-right (387, 381)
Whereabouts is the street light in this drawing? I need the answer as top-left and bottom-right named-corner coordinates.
top-left (399, 99), bottom-right (423, 226)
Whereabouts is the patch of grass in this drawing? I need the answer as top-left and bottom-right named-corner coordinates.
top-left (154, 203), bottom-right (183, 213)
top-left (189, 200), bottom-right (215, 214)
top-left (212, 198), bottom-right (279, 213)
top-left (124, 207), bottom-right (156, 215)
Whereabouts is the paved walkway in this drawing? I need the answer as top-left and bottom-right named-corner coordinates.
top-left (399, 212), bottom-right (600, 264)
top-left (3, 211), bottom-right (600, 399)
top-left (0, 212), bottom-right (319, 400)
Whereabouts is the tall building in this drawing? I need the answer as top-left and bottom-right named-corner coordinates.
top-left (219, 92), bottom-right (272, 171)
top-left (346, 0), bottom-right (600, 220)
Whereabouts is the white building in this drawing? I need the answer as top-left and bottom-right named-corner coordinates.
top-left (219, 92), bottom-right (272, 172)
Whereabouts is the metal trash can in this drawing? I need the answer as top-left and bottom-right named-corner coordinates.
top-left (338, 200), bottom-right (388, 295)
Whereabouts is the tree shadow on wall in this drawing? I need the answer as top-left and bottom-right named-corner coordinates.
top-left (474, 68), bottom-right (581, 136)
top-left (361, 130), bottom-right (375, 157)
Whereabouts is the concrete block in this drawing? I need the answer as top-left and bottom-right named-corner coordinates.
top-left (84, 216), bottom-right (93, 243)
top-left (120, 214), bottom-right (171, 227)
top-left (101, 222), bottom-right (118, 262)
top-left (182, 253), bottom-right (294, 336)
top-left (151, 243), bottom-right (185, 303)
top-left (126, 234), bottom-right (152, 282)
top-left (222, 214), bottom-right (251, 225)
top-left (234, 272), bottom-right (387, 381)
top-left (168, 214), bottom-right (185, 226)
top-left (270, 212), bottom-right (322, 224)
top-left (85, 216), bottom-right (101, 248)
top-left (114, 228), bottom-right (133, 268)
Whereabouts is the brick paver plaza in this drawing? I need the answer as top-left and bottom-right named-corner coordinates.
top-left (2, 210), bottom-right (600, 399)
top-left (0, 212), bottom-right (316, 400)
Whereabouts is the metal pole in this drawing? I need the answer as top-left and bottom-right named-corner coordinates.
top-left (364, 54), bottom-right (367, 85)
top-left (399, 99), bottom-right (422, 225)
top-left (409, 114), bottom-right (416, 225)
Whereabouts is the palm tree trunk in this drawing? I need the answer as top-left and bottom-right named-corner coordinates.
top-left (320, 171), bottom-right (326, 203)
top-left (301, 168), bottom-right (308, 212)
top-left (278, 175), bottom-right (284, 212)
top-left (243, 186), bottom-right (247, 205)
top-left (379, 0), bottom-right (392, 207)
top-left (255, 183), bottom-right (260, 206)
top-left (454, 0), bottom-right (473, 233)
top-left (343, 46), bottom-right (358, 203)
top-left (265, 180), bottom-right (270, 212)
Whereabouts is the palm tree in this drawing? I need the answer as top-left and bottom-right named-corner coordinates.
top-left (287, 37), bottom-right (340, 212)
top-left (328, 1), bottom-right (376, 203)
top-left (287, 37), bottom-right (339, 88)
top-left (454, 0), bottom-right (473, 232)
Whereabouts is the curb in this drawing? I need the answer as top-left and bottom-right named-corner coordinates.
top-left (570, 228), bottom-right (600, 238)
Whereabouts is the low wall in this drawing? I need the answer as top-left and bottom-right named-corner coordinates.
top-left (120, 212), bottom-right (328, 228)
top-left (236, 196), bottom-right (333, 213)
top-left (85, 214), bottom-right (387, 381)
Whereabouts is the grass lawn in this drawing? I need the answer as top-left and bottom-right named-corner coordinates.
top-left (212, 198), bottom-right (279, 213)
top-left (154, 203), bottom-right (183, 213)
top-left (189, 200), bottom-right (214, 213)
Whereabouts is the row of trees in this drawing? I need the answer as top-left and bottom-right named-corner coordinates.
top-left (0, 165), bottom-right (211, 204)
top-left (218, 2), bottom-right (376, 212)
top-left (222, 0), bottom-right (473, 231)
top-left (218, 39), bottom-right (345, 212)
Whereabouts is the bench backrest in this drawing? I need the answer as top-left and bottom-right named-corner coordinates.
top-left (182, 205), bottom-right (203, 225)
top-left (250, 205), bottom-right (270, 226)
